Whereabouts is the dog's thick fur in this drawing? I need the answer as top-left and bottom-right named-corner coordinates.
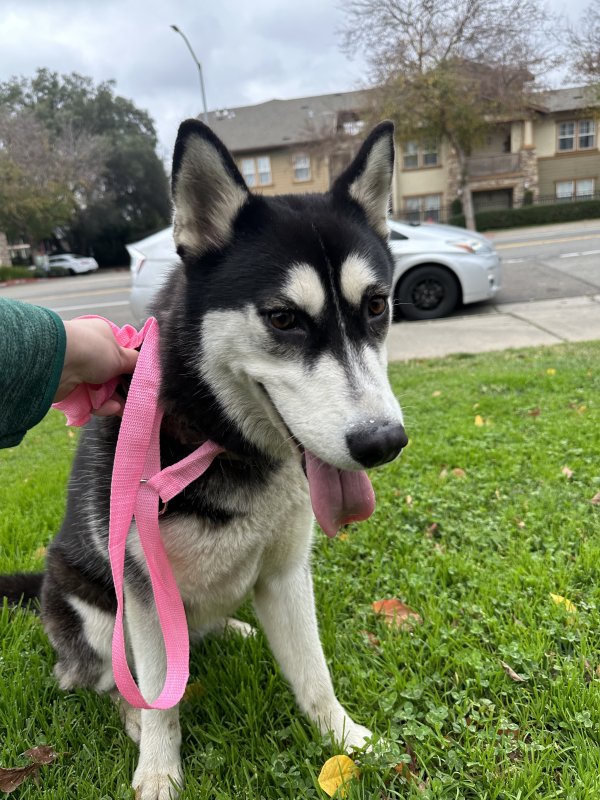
top-left (1, 120), bottom-right (407, 799)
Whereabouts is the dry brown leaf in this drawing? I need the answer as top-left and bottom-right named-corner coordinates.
top-left (497, 726), bottom-right (520, 740)
top-left (432, 390), bottom-right (442, 398)
top-left (23, 746), bottom-right (58, 765)
top-left (527, 407), bottom-right (541, 417)
top-left (0, 765), bottom-right (38, 793)
top-left (360, 630), bottom-right (381, 648)
top-left (452, 468), bottom-right (466, 478)
top-left (318, 755), bottom-right (360, 797)
top-left (590, 492), bottom-right (600, 506)
top-left (405, 495), bottom-right (413, 506)
top-left (372, 599), bottom-right (423, 630)
top-left (561, 465), bottom-right (574, 479)
top-left (500, 661), bottom-right (527, 682)
top-left (425, 523), bottom-right (439, 538)
top-left (439, 468), bottom-right (448, 479)
top-left (516, 519), bottom-right (526, 529)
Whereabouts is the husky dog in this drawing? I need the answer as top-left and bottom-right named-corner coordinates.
top-left (2, 120), bottom-right (407, 799)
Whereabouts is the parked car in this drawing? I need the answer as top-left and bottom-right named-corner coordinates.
top-left (388, 220), bottom-right (501, 320)
top-left (128, 221), bottom-right (501, 323)
top-left (47, 253), bottom-right (99, 275)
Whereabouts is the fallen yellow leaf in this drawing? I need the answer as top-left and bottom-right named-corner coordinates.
top-left (432, 390), bottom-right (442, 397)
top-left (474, 415), bottom-right (485, 427)
top-left (550, 593), bottom-right (577, 613)
top-left (547, 368), bottom-right (556, 376)
top-left (318, 755), bottom-right (360, 797)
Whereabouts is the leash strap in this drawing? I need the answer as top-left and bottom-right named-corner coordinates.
top-left (55, 316), bottom-right (223, 709)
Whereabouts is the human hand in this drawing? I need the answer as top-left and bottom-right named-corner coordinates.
top-left (54, 318), bottom-right (138, 416)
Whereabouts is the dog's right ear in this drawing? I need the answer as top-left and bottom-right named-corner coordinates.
top-left (171, 119), bottom-right (250, 258)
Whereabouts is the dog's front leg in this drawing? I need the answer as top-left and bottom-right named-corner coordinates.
top-left (254, 563), bottom-right (372, 751)
top-left (125, 588), bottom-right (183, 800)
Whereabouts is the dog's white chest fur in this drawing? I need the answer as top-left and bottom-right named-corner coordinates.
top-left (128, 458), bottom-right (314, 627)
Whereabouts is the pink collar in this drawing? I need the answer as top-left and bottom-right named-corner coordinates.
top-left (55, 317), bottom-right (222, 709)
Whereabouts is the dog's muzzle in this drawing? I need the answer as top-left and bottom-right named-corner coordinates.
top-left (346, 421), bottom-right (408, 469)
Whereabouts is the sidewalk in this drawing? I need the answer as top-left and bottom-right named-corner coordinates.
top-left (387, 294), bottom-right (600, 362)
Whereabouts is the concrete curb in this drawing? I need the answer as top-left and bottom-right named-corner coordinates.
top-left (387, 294), bottom-right (600, 362)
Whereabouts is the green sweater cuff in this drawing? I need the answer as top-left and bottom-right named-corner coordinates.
top-left (0, 300), bottom-right (66, 448)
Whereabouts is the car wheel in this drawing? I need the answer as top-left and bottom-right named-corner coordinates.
top-left (68, 268), bottom-right (76, 276)
top-left (394, 265), bottom-right (460, 321)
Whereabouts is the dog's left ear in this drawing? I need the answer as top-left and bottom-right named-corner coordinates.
top-left (331, 121), bottom-right (395, 239)
top-left (171, 119), bottom-right (250, 257)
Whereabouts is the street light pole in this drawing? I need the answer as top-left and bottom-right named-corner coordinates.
top-left (170, 24), bottom-right (209, 126)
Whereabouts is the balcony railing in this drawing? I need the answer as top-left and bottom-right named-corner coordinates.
top-left (467, 153), bottom-right (521, 177)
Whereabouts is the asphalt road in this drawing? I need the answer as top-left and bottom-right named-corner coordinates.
top-left (1, 220), bottom-right (599, 322)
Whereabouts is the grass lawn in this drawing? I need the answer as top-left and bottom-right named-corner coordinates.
top-left (1, 339), bottom-right (600, 799)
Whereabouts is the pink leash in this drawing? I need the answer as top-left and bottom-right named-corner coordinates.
top-left (54, 317), bottom-right (223, 709)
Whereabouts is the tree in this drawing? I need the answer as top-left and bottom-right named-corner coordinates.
top-left (0, 70), bottom-right (170, 263)
top-left (567, 0), bottom-right (600, 85)
top-left (0, 110), bottom-right (79, 241)
top-left (340, 0), bottom-right (559, 229)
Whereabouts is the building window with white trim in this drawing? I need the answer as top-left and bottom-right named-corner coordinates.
top-left (404, 194), bottom-right (442, 222)
top-left (557, 119), bottom-right (596, 152)
top-left (402, 141), bottom-right (419, 169)
top-left (422, 141), bottom-right (438, 167)
top-left (241, 158), bottom-right (256, 187)
top-left (292, 153), bottom-right (311, 182)
top-left (555, 178), bottom-right (596, 200)
top-left (257, 156), bottom-right (272, 185)
top-left (578, 120), bottom-right (596, 149)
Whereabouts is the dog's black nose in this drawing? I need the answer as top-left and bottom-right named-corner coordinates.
top-left (346, 422), bottom-right (408, 468)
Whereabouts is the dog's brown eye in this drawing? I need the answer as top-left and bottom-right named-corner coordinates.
top-left (367, 296), bottom-right (387, 317)
top-left (269, 310), bottom-right (297, 330)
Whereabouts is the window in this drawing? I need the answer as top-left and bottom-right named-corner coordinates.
top-left (239, 156), bottom-right (272, 187)
top-left (556, 180), bottom-right (574, 199)
top-left (241, 158), bottom-right (256, 187)
top-left (292, 153), bottom-right (311, 182)
top-left (402, 140), bottom-right (439, 169)
top-left (404, 194), bottom-right (442, 223)
top-left (422, 141), bottom-right (438, 167)
top-left (579, 120), bottom-right (596, 149)
top-left (576, 178), bottom-right (595, 198)
top-left (555, 178), bottom-right (595, 200)
top-left (257, 156), bottom-right (271, 185)
top-left (557, 119), bottom-right (596, 152)
top-left (403, 141), bottom-right (419, 169)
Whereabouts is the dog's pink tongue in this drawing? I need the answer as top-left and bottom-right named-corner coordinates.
top-left (305, 450), bottom-right (376, 538)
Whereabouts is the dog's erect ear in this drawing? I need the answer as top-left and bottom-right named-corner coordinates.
top-left (171, 119), bottom-right (250, 257)
top-left (331, 121), bottom-right (395, 239)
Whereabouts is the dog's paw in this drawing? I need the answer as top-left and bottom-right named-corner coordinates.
top-left (340, 721), bottom-right (373, 753)
top-left (224, 617), bottom-right (257, 637)
top-left (132, 765), bottom-right (182, 800)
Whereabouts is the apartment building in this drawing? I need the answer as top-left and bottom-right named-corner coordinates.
top-left (207, 90), bottom-right (373, 197)
top-left (204, 85), bottom-right (599, 222)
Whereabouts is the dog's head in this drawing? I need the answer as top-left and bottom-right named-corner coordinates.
top-left (162, 119), bottom-right (407, 476)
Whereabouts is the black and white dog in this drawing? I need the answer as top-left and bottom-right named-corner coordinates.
top-left (3, 120), bottom-right (407, 799)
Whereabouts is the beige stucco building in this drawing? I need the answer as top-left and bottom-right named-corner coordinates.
top-left (204, 86), bottom-right (599, 223)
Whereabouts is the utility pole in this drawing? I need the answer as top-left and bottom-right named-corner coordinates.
top-left (170, 24), bottom-right (209, 125)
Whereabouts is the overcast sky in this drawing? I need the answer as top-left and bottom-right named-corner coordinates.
top-left (0, 0), bottom-right (589, 163)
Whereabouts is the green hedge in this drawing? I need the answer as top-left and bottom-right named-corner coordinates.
top-left (449, 198), bottom-right (600, 231)
top-left (0, 265), bottom-right (69, 281)
top-left (0, 265), bottom-right (35, 281)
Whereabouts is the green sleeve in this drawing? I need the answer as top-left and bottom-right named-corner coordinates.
top-left (0, 298), bottom-right (67, 448)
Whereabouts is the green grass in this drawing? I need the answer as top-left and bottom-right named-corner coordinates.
top-left (1, 340), bottom-right (600, 799)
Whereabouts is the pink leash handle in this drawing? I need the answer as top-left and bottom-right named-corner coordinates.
top-left (55, 316), bottom-right (223, 709)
